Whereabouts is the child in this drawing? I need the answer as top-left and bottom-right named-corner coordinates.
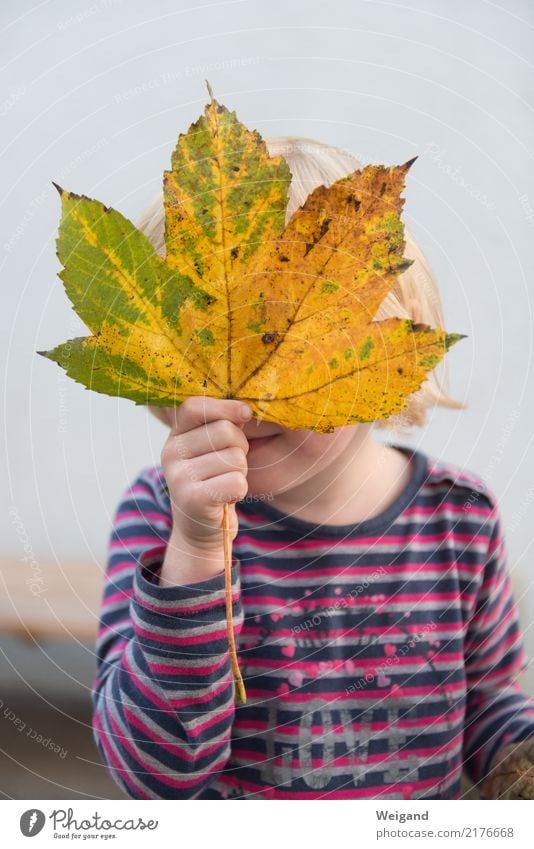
top-left (91, 136), bottom-right (534, 800)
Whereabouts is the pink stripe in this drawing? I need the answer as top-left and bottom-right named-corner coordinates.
top-left (128, 484), bottom-right (155, 497)
top-left (102, 589), bottom-right (133, 606)
top-left (92, 711), bottom-right (151, 799)
top-left (101, 639), bottom-right (129, 659)
top-left (466, 632), bottom-right (521, 670)
top-left (234, 706), bottom-right (465, 735)
top-left (121, 650), bottom-right (176, 717)
top-left (405, 504), bottom-right (492, 519)
top-left (236, 531), bottom-right (490, 550)
top-left (169, 676), bottom-right (230, 709)
top-left (239, 502), bottom-right (493, 523)
top-left (470, 655), bottom-right (528, 685)
top-left (107, 561), bottom-right (136, 578)
top-left (244, 683), bottom-right (465, 702)
top-left (133, 624), bottom-right (232, 646)
top-left (427, 464), bottom-right (487, 489)
top-left (350, 623), bottom-right (459, 636)
top-left (487, 532), bottom-right (504, 555)
top-left (123, 704), bottom-right (228, 763)
top-left (115, 510), bottom-right (171, 524)
top-left (217, 772), bottom-right (457, 799)
top-left (106, 706), bottom-right (229, 790)
top-left (470, 594), bottom-right (512, 633)
top-left (147, 654), bottom-right (228, 676)
top-left (234, 735), bottom-right (462, 769)
top-left (240, 561), bottom-right (482, 579)
top-left (110, 536), bottom-right (165, 549)
top-left (240, 623), bottom-right (463, 640)
top-left (185, 702), bottom-right (236, 739)
top-left (97, 619), bottom-right (133, 640)
top-left (244, 591), bottom-right (468, 608)
top-left (241, 651), bottom-right (463, 671)
top-left (138, 591), bottom-right (238, 616)
top-left (466, 609), bottom-right (516, 653)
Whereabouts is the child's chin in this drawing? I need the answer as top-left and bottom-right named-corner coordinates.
top-left (244, 472), bottom-right (279, 501)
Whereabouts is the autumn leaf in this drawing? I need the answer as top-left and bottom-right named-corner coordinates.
top-left (37, 81), bottom-right (465, 434)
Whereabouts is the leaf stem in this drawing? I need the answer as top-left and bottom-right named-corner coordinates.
top-left (222, 502), bottom-right (247, 705)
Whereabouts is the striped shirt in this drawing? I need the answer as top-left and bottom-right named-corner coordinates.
top-left (91, 441), bottom-right (534, 799)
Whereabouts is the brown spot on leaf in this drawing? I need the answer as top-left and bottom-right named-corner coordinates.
top-left (346, 193), bottom-right (361, 210)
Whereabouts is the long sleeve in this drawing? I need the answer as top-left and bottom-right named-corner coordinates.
top-left (462, 499), bottom-right (534, 786)
top-left (91, 467), bottom-right (244, 799)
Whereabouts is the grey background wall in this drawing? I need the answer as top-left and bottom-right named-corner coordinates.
top-left (2, 0), bottom-right (534, 701)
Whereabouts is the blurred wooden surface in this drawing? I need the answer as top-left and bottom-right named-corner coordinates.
top-left (0, 556), bottom-right (102, 642)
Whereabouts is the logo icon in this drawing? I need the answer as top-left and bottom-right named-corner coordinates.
top-left (20, 810), bottom-right (45, 837)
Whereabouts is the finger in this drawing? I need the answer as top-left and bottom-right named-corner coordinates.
top-left (181, 447), bottom-right (248, 484)
top-left (199, 471), bottom-right (249, 504)
top-left (169, 418), bottom-right (250, 460)
top-left (167, 396), bottom-right (253, 434)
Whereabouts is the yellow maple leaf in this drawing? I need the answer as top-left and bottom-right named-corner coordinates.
top-left (38, 81), bottom-right (464, 434)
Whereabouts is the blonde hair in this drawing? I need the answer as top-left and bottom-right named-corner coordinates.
top-left (140, 134), bottom-right (466, 435)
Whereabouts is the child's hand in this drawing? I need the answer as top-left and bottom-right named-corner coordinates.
top-left (160, 396), bottom-right (252, 561)
top-left (480, 739), bottom-right (534, 799)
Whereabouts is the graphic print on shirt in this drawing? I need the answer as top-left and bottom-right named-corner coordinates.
top-left (222, 601), bottom-right (465, 799)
